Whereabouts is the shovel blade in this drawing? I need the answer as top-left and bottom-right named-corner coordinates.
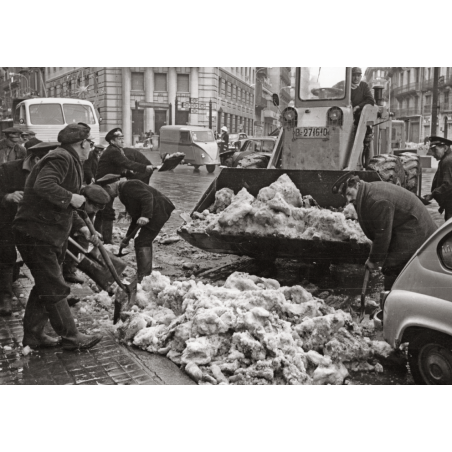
top-left (113, 278), bottom-right (138, 325)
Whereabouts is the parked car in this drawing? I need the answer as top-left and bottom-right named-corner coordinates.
top-left (228, 132), bottom-right (248, 150)
top-left (380, 218), bottom-right (452, 384)
top-left (220, 136), bottom-right (277, 168)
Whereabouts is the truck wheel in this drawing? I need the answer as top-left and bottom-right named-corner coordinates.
top-left (399, 152), bottom-right (421, 194)
top-left (236, 154), bottom-right (269, 169)
top-left (408, 331), bottom-right (452, 385)
top-left (206, 165), bottom-right (216, 173)
top-left (367, 154), bottom-right (406, 187)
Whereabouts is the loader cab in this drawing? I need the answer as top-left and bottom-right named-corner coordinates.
top-left (280, 67), bottom-right (386, 172)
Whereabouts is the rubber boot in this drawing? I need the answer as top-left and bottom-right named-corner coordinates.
top-left (46, 299), bottom-right (103, 351)
top-left (0, 268), bottom-right (13, 316)
top-left (22, 289), bottom-right (61, 348)
top-left (102, 220), bottom-right (114, 245)
top-left (136, 246), bottom-right (153, 282)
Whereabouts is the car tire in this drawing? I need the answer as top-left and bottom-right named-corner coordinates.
top-left (206, 165), bottom-right (216, 173)
top-left (408, 331), bottom-right (452, 385)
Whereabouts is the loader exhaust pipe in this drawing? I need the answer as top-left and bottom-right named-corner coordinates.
top-left (373, 86), bottom-right (384, 106)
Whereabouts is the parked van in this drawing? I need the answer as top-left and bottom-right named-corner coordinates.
top-left (13, 98), bottom-right (101, 143)
top-left (159, 125), bottom-right (219, 173)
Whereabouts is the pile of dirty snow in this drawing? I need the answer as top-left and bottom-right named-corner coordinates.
top-left (82, 271), bottom-right (393, 385)
top-left (180, 174), bottom-right (369, 245)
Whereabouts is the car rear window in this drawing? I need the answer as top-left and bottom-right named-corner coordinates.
top-left (439, 233), bottom-right (452, 270)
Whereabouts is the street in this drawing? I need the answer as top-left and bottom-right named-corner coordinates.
top-left (0, 147), bottom-right (444, 385)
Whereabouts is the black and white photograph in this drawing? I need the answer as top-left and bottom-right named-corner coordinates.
top-left (2, 2), bottom-right (450, 450)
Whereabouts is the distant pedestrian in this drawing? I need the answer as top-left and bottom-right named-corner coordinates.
top-left (83, 143), bottom-right (105, 184)
top-left (219, 126), bottom-right (229, 153)
top-left (424, 136), bottom-right (452, 221)
top-left (0, 127), bottom-right (26, 164)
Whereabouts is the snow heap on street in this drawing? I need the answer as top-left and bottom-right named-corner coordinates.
top-left (182, 174), bottom-right (370, 244)
top-left (98, 271), bottom-right (392, 385)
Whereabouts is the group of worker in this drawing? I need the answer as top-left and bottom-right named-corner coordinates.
top-left (0, 123), bottom-right (175, 352)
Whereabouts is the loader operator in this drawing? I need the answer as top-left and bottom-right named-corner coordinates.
top-left (424, 136), bottom-right (452, 221)
top-left (13, 123), bottom-right (103, 351)
top-left (337, 174), bottom-right (437, 290)
top-left (351, 67), bottom-right (375, 116)
top-left (97, 174), bottom-right (175, 282)
top-left (0, 141), bottom-right (55, 316)
top-left (94, 127), bottom-right (154, 244)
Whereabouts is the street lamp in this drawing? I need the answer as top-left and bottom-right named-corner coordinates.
top-left (9, 72), bottom-right (30, 96)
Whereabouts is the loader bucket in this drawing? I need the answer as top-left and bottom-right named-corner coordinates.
top-left (178, 168), bottom-right (382, 264)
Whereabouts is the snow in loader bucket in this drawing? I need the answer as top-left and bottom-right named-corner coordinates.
top-left (177, 168), bottom-right (381, 264)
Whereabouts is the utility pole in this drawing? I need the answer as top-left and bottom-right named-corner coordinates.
top-left (208, 99), bottom-right (212, 129)
top-left (431, 67), bottom-right (440, 136)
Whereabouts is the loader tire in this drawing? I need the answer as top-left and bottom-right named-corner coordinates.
top-left (236, 154), bottom-right (270, 169)
top-left (366, 154), bottom-right (406, 187)
top-left (399, 152), bottom-right (421, 194)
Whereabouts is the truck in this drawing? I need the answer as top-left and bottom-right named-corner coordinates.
top-left (13, 97), bottom-right (101, 143)
top-left (177, 67), bottom-right (422, 264)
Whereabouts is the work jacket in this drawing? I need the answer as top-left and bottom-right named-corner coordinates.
top-left (118, 180), bottom-right (175, 230)
top-left (13, 145), bottom-right (85, 247)
top-left (355, 181), bottom-right (437, 271)
top-left (431, 148), bottom-right (452, 212)
top-left (96, 144), bottom-right (148, 180)
top-left (0, 138), bottom-right (26, 164)
top-left (123, 147), bottom-right (152, 183)
top-left (0, 157), bottom-right (32, 229)
top-left (351, 81), bottom-right (375, 110)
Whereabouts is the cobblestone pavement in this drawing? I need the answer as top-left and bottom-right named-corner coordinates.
top-left (0, 268), bottom-right (194, 385)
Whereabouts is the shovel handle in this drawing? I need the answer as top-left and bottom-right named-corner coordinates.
top-left (361, 268), bottom-right (370, 295)
top-left (121, 224), bottom-right (142, 247)
top-left (79, 212), bottom-right (127, 292)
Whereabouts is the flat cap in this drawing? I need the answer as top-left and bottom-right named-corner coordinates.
top-left (96, 173), bottom-right (121, 186)
top-left (82, 184), bottom-right (111, 206)
top-left (57, 123), bottom-right (91, 144)
top-left (352, 67), bottom-right (362, 74)
top-left (3, 127), bottom-right (23, 134)
top-left (105, 127), bottom-right (124, 143)
top-left (24, 137), bottom-right (42, 150)
top-left (27, 130), bottom-right (36, 136)
top-left (93, 144), bottom-right (105, 150)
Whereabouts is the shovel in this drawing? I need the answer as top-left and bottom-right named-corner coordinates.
top-left (359, 267), bottom-right (370, 322)
top-left (78, 211), bottom-right (137, 324)
top-left (115, 225), bottom-right (141, 258)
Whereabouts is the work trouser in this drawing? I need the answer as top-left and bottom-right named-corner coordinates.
top-left (14, 230), bottom-right (70, 306)
top-left (0, 225), bottom-right (16, 298)
top-left (382, 265), bottom-right (406, 291)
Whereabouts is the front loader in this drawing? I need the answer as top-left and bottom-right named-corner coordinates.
top-left (177, 67), bottom-right (422, 263)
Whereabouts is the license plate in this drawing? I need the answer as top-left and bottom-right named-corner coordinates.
top-left (295, 127), bottom-right (329, 139)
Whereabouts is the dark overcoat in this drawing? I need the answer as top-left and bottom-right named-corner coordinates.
top-left (96, 144), bottom-right (148, 180)
top-left (355, 181), bottom-right (438, 270)
top-left (431, 148), bottom-right (452, 212)
top-left (13, 145), bottom-right (85, 247)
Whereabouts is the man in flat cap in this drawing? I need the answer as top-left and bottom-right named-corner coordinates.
top-left (94, 128), bottom-right (154, 243)
top-left (424, 136), bottom-right (452, 221)
top-left (13, 123), bottom-right (103, 350)
top-left (0, 141), bottom-right (56, 316)
top-left (0, 127), bottom-right (27, 164)
top-left (335, 173), bottom-right (437, 290)
top-left (351, 67), bottom-right (375, 114)
top-left (63, 183), bottom-right (111, 284)
top-left (98, 174), bottom-right (175, 282)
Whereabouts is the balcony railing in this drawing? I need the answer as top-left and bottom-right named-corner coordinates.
top-left (392, 82), bottom-right (421, 97)
top-left (441, 101), bottom-right (452, 111)
top-left (395, 107), bottom-right (422, 117)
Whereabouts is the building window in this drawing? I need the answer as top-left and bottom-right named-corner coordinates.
top-left (445, 91), bottom-right (449, 107)
top-left (237, 88), bottom-right (241, 103)
top-left (132, 72), bottom-right (144, 91)
top-left (232, 85), bottom-right (236, 102)
top-left (155, 73), bottom-right (167, 92)
top-left (177, 74), bottom-right (189, 93)
top-left (226, 82), bottom-right (231, 99)
top-left (221, 79), bottom-right (226, 97)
